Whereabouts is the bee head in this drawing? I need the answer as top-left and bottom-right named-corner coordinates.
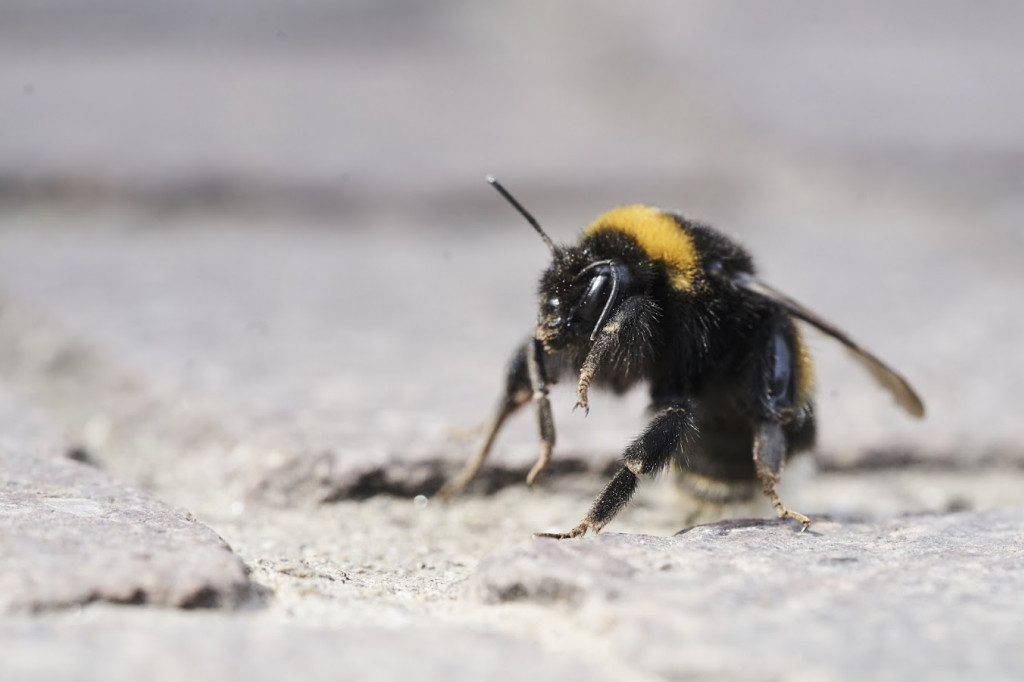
top-left (535, 248), bottom-right (633, 351)
top-left (485, 176), bottom-right (636, 352)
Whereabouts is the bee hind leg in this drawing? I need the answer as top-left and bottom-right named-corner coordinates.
top-left (752, 420), bottom-right (810, 530)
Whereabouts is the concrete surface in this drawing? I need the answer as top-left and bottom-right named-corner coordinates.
top-left (1, 2), bottom-right (1023, 681)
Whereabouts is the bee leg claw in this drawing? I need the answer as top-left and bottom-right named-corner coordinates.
top-left (534, 522), bottom-right (591, 539)
top-left (771, 500), bottom-right (811, 530)
top-left (786, 509), bottom-right (812, 531)
top-left (575, 371), bottom-right (593, 416)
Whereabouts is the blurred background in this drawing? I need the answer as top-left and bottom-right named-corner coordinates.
top-left (1, 1), bottom-right (1022, 506)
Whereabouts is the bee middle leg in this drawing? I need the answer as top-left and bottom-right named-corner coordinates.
top-left (524, 336), bottom-right (556, 486)
top-left (536, 403), bottom-right (695, 539)
top-left (752, 420), bottom-right (810, 529)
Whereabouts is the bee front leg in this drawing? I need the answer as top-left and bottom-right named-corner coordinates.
top-left (752, 420), bottom-right (810, 530)
top-left (537, 402), bottom-right (695, 539)
top-left (436, 339), bottom-right (536, 499)
top-left (575, 297), bottom-right (653, 414)
top-left (574, 332), bottom-right (611, 415)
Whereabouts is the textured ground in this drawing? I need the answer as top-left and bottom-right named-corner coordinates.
top-left (1, 3), bottom-right (1023, 681)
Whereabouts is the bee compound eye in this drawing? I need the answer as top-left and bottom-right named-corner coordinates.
top-left (576, 273), bottom-right (610, 323)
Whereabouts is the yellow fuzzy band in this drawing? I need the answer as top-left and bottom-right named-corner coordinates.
top-left (585, 205), bottom-right (699, 291)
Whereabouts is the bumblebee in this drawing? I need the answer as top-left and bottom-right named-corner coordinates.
top-left (438, 177), bottom-right (925, 539)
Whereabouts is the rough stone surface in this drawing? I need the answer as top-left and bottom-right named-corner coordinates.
top-left (469, 510), bottom-right (1024, 681)
top-left (0, 451), bottom-right (250, 612)
top-left (0, 611), bottom-right (630, 682)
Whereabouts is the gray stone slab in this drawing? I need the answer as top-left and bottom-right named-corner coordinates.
top-left (0, 451), bottom-right (250, 612)
top-left (0, 611), bottom-right (631, 682)
top-left (468, 509), bottom-right (1024, 681)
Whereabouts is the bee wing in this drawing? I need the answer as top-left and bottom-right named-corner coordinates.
top-left (732, 274), bottom-right (925, 418)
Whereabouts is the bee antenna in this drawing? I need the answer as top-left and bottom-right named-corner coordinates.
top-left (485, 175), bottom-right (557, 254)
